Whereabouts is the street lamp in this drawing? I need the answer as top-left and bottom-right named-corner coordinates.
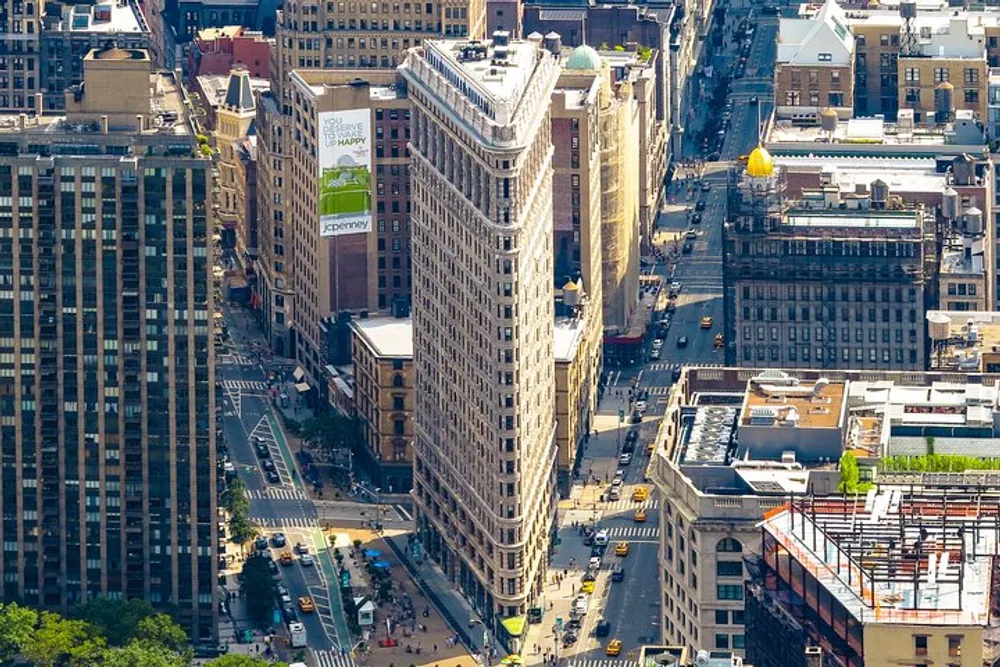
top-left (468, 619), bottom-right (491, 667)
top-left (374, 487), bottom-right (382, 532)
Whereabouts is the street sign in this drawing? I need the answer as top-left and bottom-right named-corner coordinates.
top-left (618, 408), bottom-right (624, 423)
top-left (556, 617), bottom-right (563, 632)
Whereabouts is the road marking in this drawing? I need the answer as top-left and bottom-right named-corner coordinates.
top-left (606, 526), bottom-right (660, 539)
top-left (221, 379), bottom-right (269, 391)
top-left (249, 516), bottom-right (317, 528)
top-left (246, 487), bottom-right (308, 500)
top-left (394, 504), bottom-right (413, 521)
top-left (602, 499), bottom-right (660, 512)
top-left (313, 649), bottom-right (356, 667)
top-left (570, 659), bottom-right (638, 667)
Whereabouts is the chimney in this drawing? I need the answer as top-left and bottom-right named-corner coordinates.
top-left (136, 114), bottom-right (144, 132)
top-left (35, 92), bottom-right (43, 116)
top-left (101, 115), bottom-right (109, 134)
top-left (18, 114), bottom-right (26, 131)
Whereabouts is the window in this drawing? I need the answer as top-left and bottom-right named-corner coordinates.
top-left (818, 52), bottom-right (832, 62)
top-left (717, 561), bottom-right (743, 577)
top-left (717, 538), bottom-right (742, 553)
top-left (915, 635), bottom-right (928, 656)
top-left (830, 70), bottom-right (841, 85)
top-left (905, 67), bottom-right (919, 83)
top-left (935, 67), bottom-right (949, 83)
top-left (965, 89), bottom-right (980, 104)
top-left (732, 635), bottom-right (745, 650)
top-left (949, 636), bottom-right (962, 658)
top-left (717, 585), bottom-right (743, 601)
top-left (715, 610), bottom-right (729, 625)
top-left (715, 634), bottom-right (729, 649)
top-left (965, 68), bottom-right (980, 84)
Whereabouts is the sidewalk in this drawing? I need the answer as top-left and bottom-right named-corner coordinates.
top-left (334, 527), bottom-right (482, 667)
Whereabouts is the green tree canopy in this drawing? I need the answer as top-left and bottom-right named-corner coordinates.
top-left (21, 612), bottom-right (106, 667)
top-left (300, 412), bottom-right (358, 456)
top-left (76, 598), bottom-right (156, 647)
top-left (100, 640), bottom-right (189, 667)
top-left (136, 613), bottom-right (189, 654)
top-left (0, 602), bottom-right (38, 662)
top-left (241, 554), bottom-right (276, 624)
top-left (205, 654), bottom-right (288, 667)
top-left (838, 451), bottom-right (861, 494)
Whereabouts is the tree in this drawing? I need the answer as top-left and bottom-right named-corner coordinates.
top-left (300, 412), bottom-right (358, 457)
top-left (100, 641), bottom-right (188, 667)
top-left (21, 612), bottom-right (106, 667)
top-left (838, 451), bottom-right (860, 494)
top-left (136, 613), bottom-right (188, 654)
top-left (222, 477), bottom-right (249, 515)
top-left (0, 602), bottom-right (38, 662)
top-left (205, 655), bottom-right (288, 667)
top-left (222, 477), bottom-right (256, 549)
top-left (241, 554), bottom-right (276, 624)
top-left (76, 598), bottom-right (155, 647)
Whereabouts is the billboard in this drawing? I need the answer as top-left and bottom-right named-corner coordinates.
top-left (318, 109), bottom-right (373, 237)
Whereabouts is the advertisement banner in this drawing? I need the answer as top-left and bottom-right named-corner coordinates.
top-left (318, 108), bottom-right (373, 237)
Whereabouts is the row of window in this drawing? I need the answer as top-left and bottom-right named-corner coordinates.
top-left (741, 345), bottom-right (919, 364)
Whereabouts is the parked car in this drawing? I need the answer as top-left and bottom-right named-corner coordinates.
top-left (265, 470), bottom-right (280, 484)
top-left (595, 620), bottom-right (612, 638)
top-left (619, 452), bottom-right (633, 466)
top-left (695, 200), bottom-right (706, 211)
top-left (682, 242), bottom-right (694, 254)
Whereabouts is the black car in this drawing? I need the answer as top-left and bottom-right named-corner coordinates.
top-left (582, 571), bottom-right (596, 583)
top-left (566, 618), bottom-right (582, 632)
top-left (255, 535), bottom-right (269, 550)
top-left (682, 242), bottom-right (694, 254)
top-left (563, 632), bottom-right (578, 647)
top-left (695, 200), bottom-right (706, 211)
top-left (622, 440), bottom-right (636, 454)
top-left (672, 367), bottom-right (682, 382)
top-left (612, 567), bottom-right (625, 582)
top-left (254, 441), bottom-right (271, 458)
top-left (691, 213), bottom-right (702, 224)
top-left (261, 459), bottom-right (276, 473)
top-left (265, 470), bottom-right (280, 484)
top-left (272, 532), bottom-right (287, 548)
top-left (630, 411), bottom-right (642, 424)
top-left (282, 604), bottom-right (298, 624)
top-left (266, 559), bottom-right (279, 576)
top-left (626, 429), bottom-right (638, 444)
top-left (595, 620), bottom-right (612, 638)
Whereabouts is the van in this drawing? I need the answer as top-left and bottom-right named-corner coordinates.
top-left (608, 486), bottom-right (621, 501)
top-left (594, 530), bottom-right (610, 546)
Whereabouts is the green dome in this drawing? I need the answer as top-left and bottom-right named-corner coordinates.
top-left (565, 44), bottom-right (602, 71)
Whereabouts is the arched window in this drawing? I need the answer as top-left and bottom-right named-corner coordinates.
top-left (393, 374), bottom-right (404, 388)
top-left (717, 537), bottom-right (742, 553)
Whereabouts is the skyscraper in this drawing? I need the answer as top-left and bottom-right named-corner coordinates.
top-left (0, 46), bottom-right (217, 639)
top-left (400, 33), bottom-right (559, 634)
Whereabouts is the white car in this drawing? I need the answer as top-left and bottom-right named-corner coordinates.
top-left (652, 339), bottom-right (663, 349)
top-left (635, 401), bottom-right (648, 413)
top-left (300, 554), bottom-right (315, 567)
top-left (619, 452), bottom-right (633, 465)
top-left (670, 281), bottom-right (682, 292)
top-left (588, 557), bottom-right (601, 570)
top-left (295, 542), bottom-right (310, 555)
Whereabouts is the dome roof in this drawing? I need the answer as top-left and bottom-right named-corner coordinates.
top-left (746, 145), bottom-right (775, 178)
top-left (565, 44), bottom-right (602, 71)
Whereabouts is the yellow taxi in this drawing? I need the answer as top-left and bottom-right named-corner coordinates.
top-left (615, 542), bottom-right (630, 557)
top-left (700, 316), bottom-right (713, 329)
top-left (581, 579), bottom-right (596, 594)
top-left (633, 508), bottom-right (647, 523)
top-left (279, 552), bottom-right (293, 566)
top-left (632, 487), bottom-right (649, 502)
top-left (298, 596), bottom-right (315, 613)
top-left (646, 442), bottom-right (655, 455)
top-left (606, 639), bottom-right (623, 657)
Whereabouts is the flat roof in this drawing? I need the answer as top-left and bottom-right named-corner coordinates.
top-left (742, 372), bottom-right (846, 429)
top-left (784, 211), bottom-right (920, 229)
top-left (769, 118), bottom-right (954, 146)
top-left (940, 244), bottom-right (985, 275)
top-left (351, 317), bottom-right (413, 359)
top-left (428, 38), bottom-right (540, 113)
top-left (777, 156), bottom-right (947, 194)
top-left (197, 74), bottom-right (270, 109)
top-left (59, 0), bottom-right (147, 34)
top-left (554, 317), bottom-right (586, 362)
top-left (928, 310), bottom-right (1000, 372)
top-left (290, 69), bottom-right (402, 102)
top-left (760, 491), bottom-right (1000, 626)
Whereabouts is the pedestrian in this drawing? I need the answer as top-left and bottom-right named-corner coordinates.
top-left (434, 644), bottom-right (438, 653)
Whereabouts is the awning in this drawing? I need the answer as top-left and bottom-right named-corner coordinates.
top-left (501, 616), bottom-right (526, 637)
top-left (294, 382), bottom-right (311, 393)
top-left (293, 367), bottom-right (305, 382)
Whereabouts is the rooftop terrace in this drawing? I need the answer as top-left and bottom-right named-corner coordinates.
top-left (928, 310), bottom-right (1000, 373)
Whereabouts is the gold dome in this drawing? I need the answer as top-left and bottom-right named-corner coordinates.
top-left (746, 145), bottom-right (775, 178)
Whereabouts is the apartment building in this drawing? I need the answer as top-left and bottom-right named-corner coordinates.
top-left (401, 34), bottom-right (560, 643)
top-left (350, 316), bottom-right (414, 494)
top-left (187, 26), bottom-right (271, 80)
top-left (213, 67), bottom-right (260, 254)
top-left (257, 69), bottom-right (410, 374)
top-left (651, 366), bottom-right (1000, 658)
top-left (927, 309), bottom-right (1000, 372)
top-left (0, 46), bottom-right (217, 638)
top-left (774, 0), bottom-right (855, 122)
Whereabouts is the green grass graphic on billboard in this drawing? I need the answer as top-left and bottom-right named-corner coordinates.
top-left (318, 108), bottom-right (373, 237)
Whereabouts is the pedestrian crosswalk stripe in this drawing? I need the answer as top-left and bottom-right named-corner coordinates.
top-left (221, 379), bottom-right (268, 391)
top-left (648, 386), bottom-right (671, 395)
top-left (313, 649), bottom-right (356, 667)
top-left (218, 353), bottom-right (257, 365)
top-left (570, 660), bottom-right (638, 667)
top-left (606, 526), bottom-right (659, 539)
top-left (249, 516), bottom-right (317, 529)
top-left (604, 499), bottom-right (659, 512)
top-left (246, 487), bottom-right (307, 500)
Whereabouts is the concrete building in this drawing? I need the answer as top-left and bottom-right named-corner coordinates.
top-left (212, 67), bottom-right (260, 255)
top-left (39, 0), bottom-right (151, 110)
top-left (0, 46), bottom-right (217, 639)
top-left (191, 69), bottom-right (269, 129)
top-left (651, 366), bottom-right (1000, 659)
top-left (553, 313), bottom-right (600, 497)
top-left (187, 26), bottom-right (271, 80)
top-left (724, 146), bottom-right (939, 371)
top-left (486, 0), bottom-right (521, 37)
top-left (257, 69), bottom-right (411, 371)
top-left (926, 310), bottom-right (1000, 372)
top-left (350, 317), bottom-right (414, 494)
top-left (774, 0), bottom-right (855, 122)
top-left (748, 491), bottom-right (1000, 667)
top-left (232, 134), bottom-right (259, 269)
top-left (401, 34), bottom-right (560, 644)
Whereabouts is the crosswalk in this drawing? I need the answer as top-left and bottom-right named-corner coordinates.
top-left (604, 499), bottom-right (659, 512)
top-left (221, 379), bottom-right (269, 392)
top-left (246, 487), bottom-right (307, 500)
top-left (606, 525), bottom-right (659, 539)
top-left (647, 385), bottom-right (672, 396)
top-left (249, 515), bottom-right (317, 528)
top-left (647, 362), bottom-right (724, 372)
top-left (218, 352), bottom-right (257, 365)
top-left (570, 660), bottom-right (638, 667)
top-left (313, 649), bottom-right (356, 667)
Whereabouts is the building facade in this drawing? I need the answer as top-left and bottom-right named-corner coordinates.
top-left (350, 317), bottom-right (414, 494)
top-left (401, 34), bottom-right (559, 639)
top-left (0, 46), bottom-right (217, 639)
top-left (187, 26), bottom-right (271, 80)
top-left (724, 146), bottom-right (937, 371)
